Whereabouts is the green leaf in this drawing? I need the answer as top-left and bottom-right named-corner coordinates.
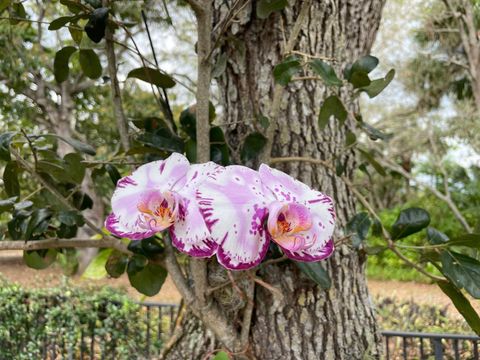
top-left (351, 55), bottom-right (379, 74)
top-left (0, 131), bottom-right (17, 161)
top-left (427, 227), bottom-right (449, 245)
top-left (83, 249), bottom-right (113, 280)
top-left (358, 149), bottom-right (386, 176)
top-left (25, 209), bottom-right (53, 240)
top-left (295, 261), bottom-right (331, 289)
top-left (445, 234), bottom-right (480, 249)
top-left (68, 26), bottom-right (83, 44)
top-left (53, 46), bottom-right (77, 83)
top-left (256, 0), bottom-right (288, 19)
top-left (105, 250), bottom-right (128, 278)
top-left (24, 249), bottom-right (57, 270)
top-left (3, 161), bottom-right (19, 197)
top-left (64, 152), bottom-right (86, 183)
top-left (241, 132), bottom-right (267, 162)
top-left (79, 49), bottom-right (102, 79)
top-left (345, 130), bottom-right (356, 147)
top-left (391, 207), bottom-right (430, 240)
top-left (137, 130), bottom-right (184, 153)
top-left (318, 95), bottom-right (347, 130)
top-left (9, 2), bottom-right (25, 24)
top-left (273, 56), bottom-right (301, 86)
top-left (349, 71), bottom-right (371, 88)
top-left (105, 164), bottom-right (121, 186)
top-left (60, 0), bottom-right (85, 14)
top-left (185, 139), bottom-right (197, 162)
top-left (0, 197), bottom-right (16, 214)
top-left (309, 59), bottom-right (342, 86)
top-left (346, 212), bottom-right (371, 248)
top-left (358, 121), bottom-right (392, 141)
top-left (441, 251), bottom-right (480, 299)
top-left (361, 69), bottom-right (395, 98)
top-left (41, 134), bottom-right (96, 155)
top-left (438, 280), bottom-right (480, 336)
top-left (127, 67), bottom-right (176, 89)
top-left (48, 16), bottom-right (75, 30)
top-left (127, 257), bottom-right (168, 296)
top-left (58, 210), bottom-right (84, 227)
top-left (84, 7), bottom-right (108, 43)
top-left (0, 0), bottom-right (11, 14)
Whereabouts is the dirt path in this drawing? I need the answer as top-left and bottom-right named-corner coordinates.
top-left (1, 252), bottom-right (477, 318)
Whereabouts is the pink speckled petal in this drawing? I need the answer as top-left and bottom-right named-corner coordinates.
top-left (259, 164), bottom-right (311, 203)
top-left (169, 162), bottom-right (224, 257)
top-left (281, 214), bottom-right (335, 262)
top-left (105, 153), bottom-right (189, 239)
top-left (197, 165), bottom-right (270, 270)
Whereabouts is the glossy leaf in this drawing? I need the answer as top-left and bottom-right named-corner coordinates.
top-left (351, 55), bottom-right (379, 75)
top-left (358, 121), bottom-right (392, 141)
top-left (273, 56), bottom-right (301, 86)
top-left (105, 250), bottom-right (128, 278)
top-left (68, 26), bottom-right (83, 44)
top-left (3, 161), bottom-right (19, 197)
top-left (58, 210), bottom-right (84, 227)
top-left (391, 207), bottom-right (430, 240)
top-left (24, 209), bottom-right (53, 240)
top-left (0, 197), bottom-right (16, 214)
top-left (441, 251), bottom-right (480, 299)
top-left (79, 49), bottom-right (102, 79)
top-left (358, 149), bottom-right (386, 176)
top-left (0, 131), bottom-right (17, 161)
top-left (84, 7), bottom-right (108, 43)
top-left (105, 164), bottom-right (121, 186)
top-left (256, 0), bottom-right (288, 19)
top-left (295, 261), bottom-right (331, 289)
top-left (427, 227), bottom-right (449, 245)
top-left (361, 69), bottom-right (395, 98)
top-left (127, 67), bottom-right (176, 89)
top-left (24, 249), bottom-right (57, 270)
top-left (137, 130), bottom-right (184, 153)
top-left (445, 234), bottom-right (480, 249)
top-left (438, 281), bottom-right (480, 336)
top-left (318, 95), bottom-right (347, 129)
top-left (64, 152), bottom-right (86, 184)
top-left (241, 132), bottom-right (267, 162)
top-left (127, 257), bottom-right (168, 296)
top-left (83, 249), bottom-right (113, 280)
top-left (54, 46), bottom-right (77, 83)
top-left (346, 212), bottom-right (371, 248)
top-left (41, 134), bottom-right (96, 155)
top-left (309, 59), bottom-right (342, 86)
top-left (48, 16), bottom-right (75, 30)
top-left (60, 0), bottom-right (85, 14)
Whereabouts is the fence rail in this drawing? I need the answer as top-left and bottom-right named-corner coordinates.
top-left (382, 330), bottom-right (480, 360)
top-left (4, 300), bottom-right (480, 359)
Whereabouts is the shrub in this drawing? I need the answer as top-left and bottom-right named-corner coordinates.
top-left (0, 279), bottom-right (164, 359)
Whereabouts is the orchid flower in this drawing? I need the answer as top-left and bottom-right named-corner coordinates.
top-left (197, 166), bottom-right (270, 270)
top-left (105, 153), bottom-right (221, 258)
top-left (197, 164), bottom-right (335, 270)
top-left (259, 164), bottom-right (335, 262)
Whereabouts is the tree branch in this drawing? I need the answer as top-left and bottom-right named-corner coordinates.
top-left (0, 238), bottom-right (130, 254)
top-left (104, 1), bottom-right (130, 151)
top-left (260, 0), bottom-right (313, 164)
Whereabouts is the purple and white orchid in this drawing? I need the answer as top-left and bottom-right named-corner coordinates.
top-left (105, 152), bottom-right (336, 270)
top-left (105, 153), bottom-right (221, 258)
top-left (196, 163), bottom-right (336, 270)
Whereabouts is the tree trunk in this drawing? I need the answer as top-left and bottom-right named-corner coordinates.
top-left (165, 1), bottom-right (385, 359)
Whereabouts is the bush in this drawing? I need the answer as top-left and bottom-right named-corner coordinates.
top-left (0, 279), bottom-right (164, 359)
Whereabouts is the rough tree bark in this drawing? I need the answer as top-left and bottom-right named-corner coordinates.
top-left (165, 1), bottom-right (386, 359)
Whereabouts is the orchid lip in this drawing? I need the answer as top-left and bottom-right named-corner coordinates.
top-left (136, 190), bottom-right (179, 232)
top-left (267, 201), bottom-right (316, 252)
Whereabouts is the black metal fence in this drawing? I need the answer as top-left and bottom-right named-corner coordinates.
top-left (6, 300), bottom-right (480, 359)
top-left (382, 330), bottom-right (480, 360)
top-left (37, 302), bottom-right (179, 360)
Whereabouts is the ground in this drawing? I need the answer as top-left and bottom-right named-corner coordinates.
top-left (1, 250), bottom-right (477, 320)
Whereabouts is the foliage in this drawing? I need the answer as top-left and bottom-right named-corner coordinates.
top-left (0, 280), bottom-right (163, 359)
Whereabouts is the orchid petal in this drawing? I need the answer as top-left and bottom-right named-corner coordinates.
top-left (170, 162), bottom-right (224, 257)
top-left (105, 153), bottom-right (189, 239)
top-left (260, 164), bottom-right (336, 262)
top-left (197, 165), bottom-right (270, 270)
